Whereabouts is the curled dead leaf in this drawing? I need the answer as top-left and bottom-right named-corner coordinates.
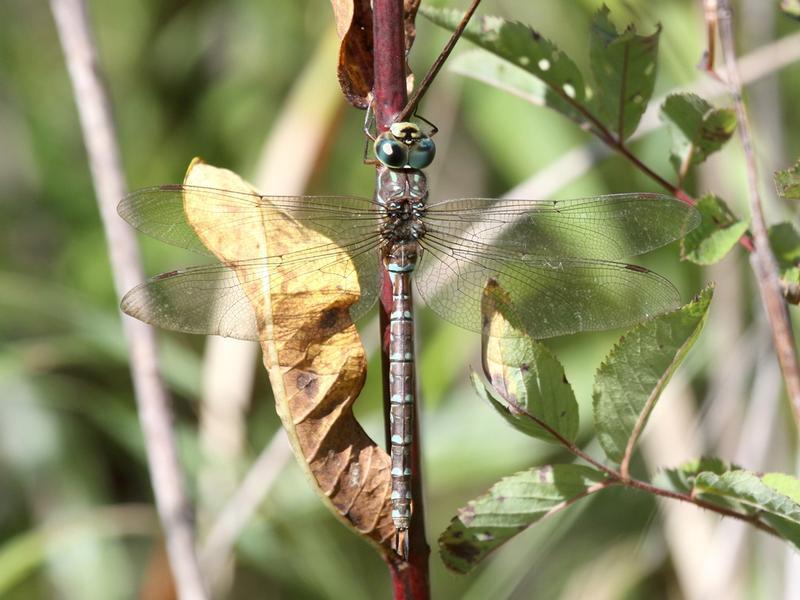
top-left (330, 0), bottom-right (421, 108)
top-left (182, 159), bottom-right (396, 549)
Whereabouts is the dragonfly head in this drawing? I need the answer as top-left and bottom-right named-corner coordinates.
top-left (374, 122), bottom-right (436, 170)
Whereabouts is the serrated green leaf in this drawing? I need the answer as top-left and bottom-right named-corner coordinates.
top-left (657, 457), bottom-right (733, 494)
top-left (681, 194), bottom-right (749, 265)
top-left (768, 222), bottom-right (800, 303)
top-left (593, 285), bottom-right (713, 464)
top-left (763, 472), bottom-right (800, 504)
top-left (774, 160), bottom-right (800, 200)
top-left (695, 470), bottom-right (800, 549)
top-left (475, 281), bottom-right (579, 443)
top-left (768, 223), bottom-right (800, 270)
top-left (782, 0), bottom-right (800, 19)
top-left (449, 50), bottom-right (589, 128)
top-left (422, 7), bottom-right (587, 112)
top-left (660, 93), bottom-right (737, 176)
top-left (589, 5), bottom-right (660, 141)
top-left (439, 465), bottom-right (608, 572)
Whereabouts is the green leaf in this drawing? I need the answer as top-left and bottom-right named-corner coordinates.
top-left (449, 50), bottom-right (589, 128)
top-left (782, 0), bottom-right (800, 19)
top-left (475, 281), bottom-right (579, 443)
top-left (657, 457), bottom-right (733, 494)
top-left (681, 194), bottom-right (749, 265)
top-left (763, 472), bottom-right (800, 504)
top-left (589, 5), bottom-right (660, 141)
top-left (774, 160), bottom-right (800, 200)
top-left (422, 7), bottom-right (587, 112)
top-left (695, 470), bottom-right (800, 549)
top-left (438, 465), bottom-right (608, 572)
top-left (660, 93), bottom-right (737, 176)
top-left (768, 222), bottom-right (800, 304)
top-left (593, 285), bottom-right (713, 464)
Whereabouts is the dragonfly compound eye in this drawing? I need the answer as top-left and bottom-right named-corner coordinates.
top-left (374, 134), bottom-right (409, 169)
top-left (407, 136), bottom-right (436, 170)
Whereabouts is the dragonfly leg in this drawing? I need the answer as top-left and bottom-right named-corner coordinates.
top-left (363, 100), bottom-right (377, 141)
top-left (362, 100), bottom-right (381, 165)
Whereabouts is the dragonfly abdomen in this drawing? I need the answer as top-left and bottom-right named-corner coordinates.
top-left (387, 267), bottom-right (414, 531)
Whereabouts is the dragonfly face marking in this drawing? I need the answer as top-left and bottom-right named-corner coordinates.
top-left (374, 122), bottom-right (436, 170)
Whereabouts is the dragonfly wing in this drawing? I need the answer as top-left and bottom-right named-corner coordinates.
top-left (424, 194), bottom-right (700, 260)
top-left (416, 238), bottom-right (680, 339)
top-left (122, 266), bottom-right (261, 340)
top-left (122, 244), bottom-right (383, 341)
top-left (119, 185), bottom-right (381, 258)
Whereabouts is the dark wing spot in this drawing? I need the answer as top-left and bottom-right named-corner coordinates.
top-left (159, 183), bottom-right (183, 191)
top-left (624, 263), bottom-right (650, 273)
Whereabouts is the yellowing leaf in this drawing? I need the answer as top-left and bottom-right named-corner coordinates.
top-left (182, 160), bottom-right (396, 550)
top-left (475, 281), bottom-right (579, 444)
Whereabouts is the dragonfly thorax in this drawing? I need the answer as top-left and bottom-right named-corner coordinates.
top-left (381, 199), bottom-right (427, 243)
top-left (377, 167), bottom-right (429, 245)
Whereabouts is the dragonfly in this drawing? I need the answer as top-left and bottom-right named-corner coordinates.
top-left (119, 118), bottom-right (700, 556)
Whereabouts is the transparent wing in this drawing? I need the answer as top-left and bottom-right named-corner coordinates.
top-left (417, 233), bottom-right (680, 339)
top-left (424, 193), bottom-right (700, 260)
top-left (118, 185), bottom-right (382, 258)
top-left (121, 240), bottom-right (383, 341)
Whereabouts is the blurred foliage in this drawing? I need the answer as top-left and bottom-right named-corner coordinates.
top-left (1, 0), bottom-right (799, 598)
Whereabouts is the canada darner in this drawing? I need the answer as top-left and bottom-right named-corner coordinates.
top-left (118, 118), bottom-right (699, 554)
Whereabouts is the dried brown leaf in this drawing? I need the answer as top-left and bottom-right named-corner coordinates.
top-left (330, 0), bottom-right (420, 108)
top-left (182, 159), bottom-right (396, 549)
top-left (333, 0), bottom-right (374, 108)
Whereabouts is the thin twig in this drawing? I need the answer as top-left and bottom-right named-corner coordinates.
top-left (49, 1), bottom-right (207, 598)
top-left (716, 0), bottom-right (800, 427)
top-left (398, 0), bottom-right (483, 121)
top-left (701, 0), bottom-right (722, 79)
top-left (500, 395), bottom-right (780, 539)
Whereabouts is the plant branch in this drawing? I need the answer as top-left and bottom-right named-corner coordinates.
top-left (372, 1), bottom-right (430, 597)
top-left (716, 0), bottom-right (800, 425)
top-left (501, 396), bottom-right (781, 540)
top-left (511, 32), bottom-right (756, 251)
top-left (49, 1), bottom-right (207, 598)
top-left (398, 0), bottom-right (483, 121)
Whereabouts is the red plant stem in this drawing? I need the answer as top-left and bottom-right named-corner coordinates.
top-left (372, 1), bottom-right (430, 598)
top-left (544, 55), bottom-right (757, 253)
top-left (372, 0), bottom-right (407, 129)
top-left (501, 397), bottom-right (780, 539)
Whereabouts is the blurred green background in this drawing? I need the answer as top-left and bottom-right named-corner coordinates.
top-left (1, 0), bottom-right (799, 598)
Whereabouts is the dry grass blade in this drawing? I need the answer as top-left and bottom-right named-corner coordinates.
top-left (49, 1), bottom-right (207, 597)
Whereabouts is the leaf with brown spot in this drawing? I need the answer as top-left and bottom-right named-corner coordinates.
top-left (181, 160), bottom-right (396, 551)
top-left (472, 281), bottom-right (579, 444)
top-left (439, 465), bottom-right (608, 573)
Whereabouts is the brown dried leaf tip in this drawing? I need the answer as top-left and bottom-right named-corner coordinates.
top-left (330, 0), bottom-right (421, 108)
